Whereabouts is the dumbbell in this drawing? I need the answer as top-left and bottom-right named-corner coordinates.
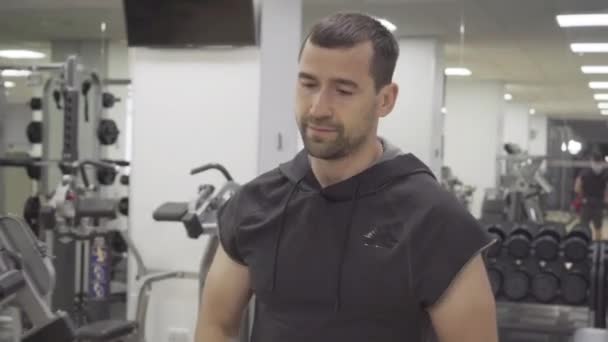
top-left (485, 223), bottom-right (509, 258)
top-left (563, 223), bottom-right (591, 263)
top-left (506, 222), bottom-right (536, 259)
top-left (531, 263), bottom-right (560, 303)
top-left (560, 263), bottom-right (590, 305)
top-left (486, 262), bottom-right (504, 297)
top-left (503, 262), bottom-right (532, 301)
top-left (532, 222), bottom-right (565, 261)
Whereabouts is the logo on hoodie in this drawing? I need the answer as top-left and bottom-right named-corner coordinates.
top-left (362, 225), bottom-right (399, 249)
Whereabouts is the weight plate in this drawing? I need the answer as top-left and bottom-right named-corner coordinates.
top-left (26, 121), bottom-right (43, 144)
top-left (118, 197), bottom-right (129, 216)
top-left (29, 97), bottom-right (42, 111)
top-left (532, 272), bottom-right (559, 303)
top-left (96, 168), bottom-right (117, 186)
top-left (504, 270), bottom-right (530, 301)
top-left (97, 119), bottom-right (119, 145)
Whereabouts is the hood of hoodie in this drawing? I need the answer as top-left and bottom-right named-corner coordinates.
top-left (268, 137), bottom-right (436, 312)
top-left (278, 137), bottom-right (435, 200)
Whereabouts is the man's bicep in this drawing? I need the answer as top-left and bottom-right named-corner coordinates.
top-left (196, 243), bottom-right (252, 336)
top-left (428, 255), bottom-right (498, 342)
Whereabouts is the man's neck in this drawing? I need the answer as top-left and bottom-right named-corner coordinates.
top-left (309, 137), bottom-right (383, 188)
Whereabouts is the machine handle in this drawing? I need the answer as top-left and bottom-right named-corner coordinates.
top-left (190, 163), bottom-right (233, 181)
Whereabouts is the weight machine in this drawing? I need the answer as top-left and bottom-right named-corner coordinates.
top-left (153, 163), bottom-right (251, 342)
top-left (482, 143), bottom-right (554, 225)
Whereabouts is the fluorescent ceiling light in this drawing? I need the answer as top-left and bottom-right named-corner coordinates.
top-left (375, 17), bottom-right (397, 32)
top-left (590, 82), bottom-right (608, 89)
top-left (0, 49), bottom-right (45, 59)
top-left (594, 94), bottom-right (608, 101)
top-left (1, 69), bottom-right (31, 77)
top-left (571, 43), bottom-right (608, 53)
top-left (582, 66), bottom-right (608, 74)
top-left (504, 93), bottom-right (513, 101)
top-left (557, 14), bottom-right (608, 27)
top-left (598, 102), bottom-right (608, 109)
top-left (602, 110), bottom-right (608, 115)
top-left (445, 68), bottom-right (472, 76)
top-left (561, 142), bottom-right (567, 152)
top-left (3, 81), bottom-right (15, 88)
top-left (529, 108), bottom-right (536, 115)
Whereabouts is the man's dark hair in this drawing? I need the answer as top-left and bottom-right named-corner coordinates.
top-left (300, 12), bottom-right (400, 91)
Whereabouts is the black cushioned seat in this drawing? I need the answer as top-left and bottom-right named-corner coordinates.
top-left (75, 320), bottom-right (137, 341)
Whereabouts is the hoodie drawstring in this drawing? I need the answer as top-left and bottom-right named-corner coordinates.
top-left (334, 181), bottom-right (361, 313)
top-left (271, 178), bottom-right (303, 292)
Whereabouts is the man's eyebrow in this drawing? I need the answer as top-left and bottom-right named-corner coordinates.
top-left (298, 72), bottom-right (317, 81)
top-left (332, 78), bottom-right (359, 89)
top-left (298, 73), bottom-right (359, 89)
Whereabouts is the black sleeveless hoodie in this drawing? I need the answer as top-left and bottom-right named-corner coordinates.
top-left (217, 140), bottom-right (493, 342)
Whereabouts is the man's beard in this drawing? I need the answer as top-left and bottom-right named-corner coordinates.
top-left (298, 118), bottom-right (369, 160)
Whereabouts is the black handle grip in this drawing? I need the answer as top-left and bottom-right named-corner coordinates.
top-left (0, 157), bottom-right (41, 168)
top-left (101, 159), bottom-right (131, 167)
top-left (190, 163), bottom-right (233, 181)
top-left (153, 202), bottom-right (188, 222)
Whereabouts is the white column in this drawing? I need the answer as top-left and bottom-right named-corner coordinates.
top-left (503, 103), bottom-right (530, 151)
top-left (257, 0), bottom-right (302, 174)
top-left (529, 114), bottom-right (548, 156)
top-left (379, 38), bottom-right (445, 176)
top-left (128, 47), bottom-right (260, 340)
top-left (444, 79), bottom-right (505, 218)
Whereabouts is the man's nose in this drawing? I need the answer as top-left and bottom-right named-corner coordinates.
top-left (309, 90), bottom-right (332, 118)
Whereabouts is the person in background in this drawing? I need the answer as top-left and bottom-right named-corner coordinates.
top-left (575, 151), bottom-right (608, 240)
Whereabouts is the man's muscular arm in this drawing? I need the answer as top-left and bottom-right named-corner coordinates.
top-left (195, 244), bottom-right (252, 342)
top-left (428, 255), bottom-right (498, 342)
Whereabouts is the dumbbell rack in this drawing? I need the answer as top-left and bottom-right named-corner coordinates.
top-left (484, 221), bottom-right (606, 341)
top-left (595, 241), bottom-right (608, 328)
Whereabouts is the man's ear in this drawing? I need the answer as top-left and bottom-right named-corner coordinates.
top-left (377, 83), bottom-right (399, 118)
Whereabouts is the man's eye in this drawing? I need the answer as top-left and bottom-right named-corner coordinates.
top-left (338, 89), bottom-right (353, 96)
top-left (301, 82), bottom-right (316, 88)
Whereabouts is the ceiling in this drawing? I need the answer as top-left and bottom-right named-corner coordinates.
top-left (0, 0), bottom-right (607, 119)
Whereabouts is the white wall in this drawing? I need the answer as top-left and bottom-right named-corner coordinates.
top-left (0, 103), bottom-right (31, 153)
top-left (503, 103), bottom-right (529, 151)
top-left (257, 0), bottom-right (301, 174)
top-left (529, 114), bottom-right (547, 156)
top-left (128, 47), bottom-right (260, 341)
top-left (444, 79), bottom-right (504, 218)
top-left (378, 38), bottom-right (444, 176)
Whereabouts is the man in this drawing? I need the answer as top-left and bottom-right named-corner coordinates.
top-left (195, 12), bottom-right (498, 342)
top-left (575, 151), bottom-right (608, 240)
